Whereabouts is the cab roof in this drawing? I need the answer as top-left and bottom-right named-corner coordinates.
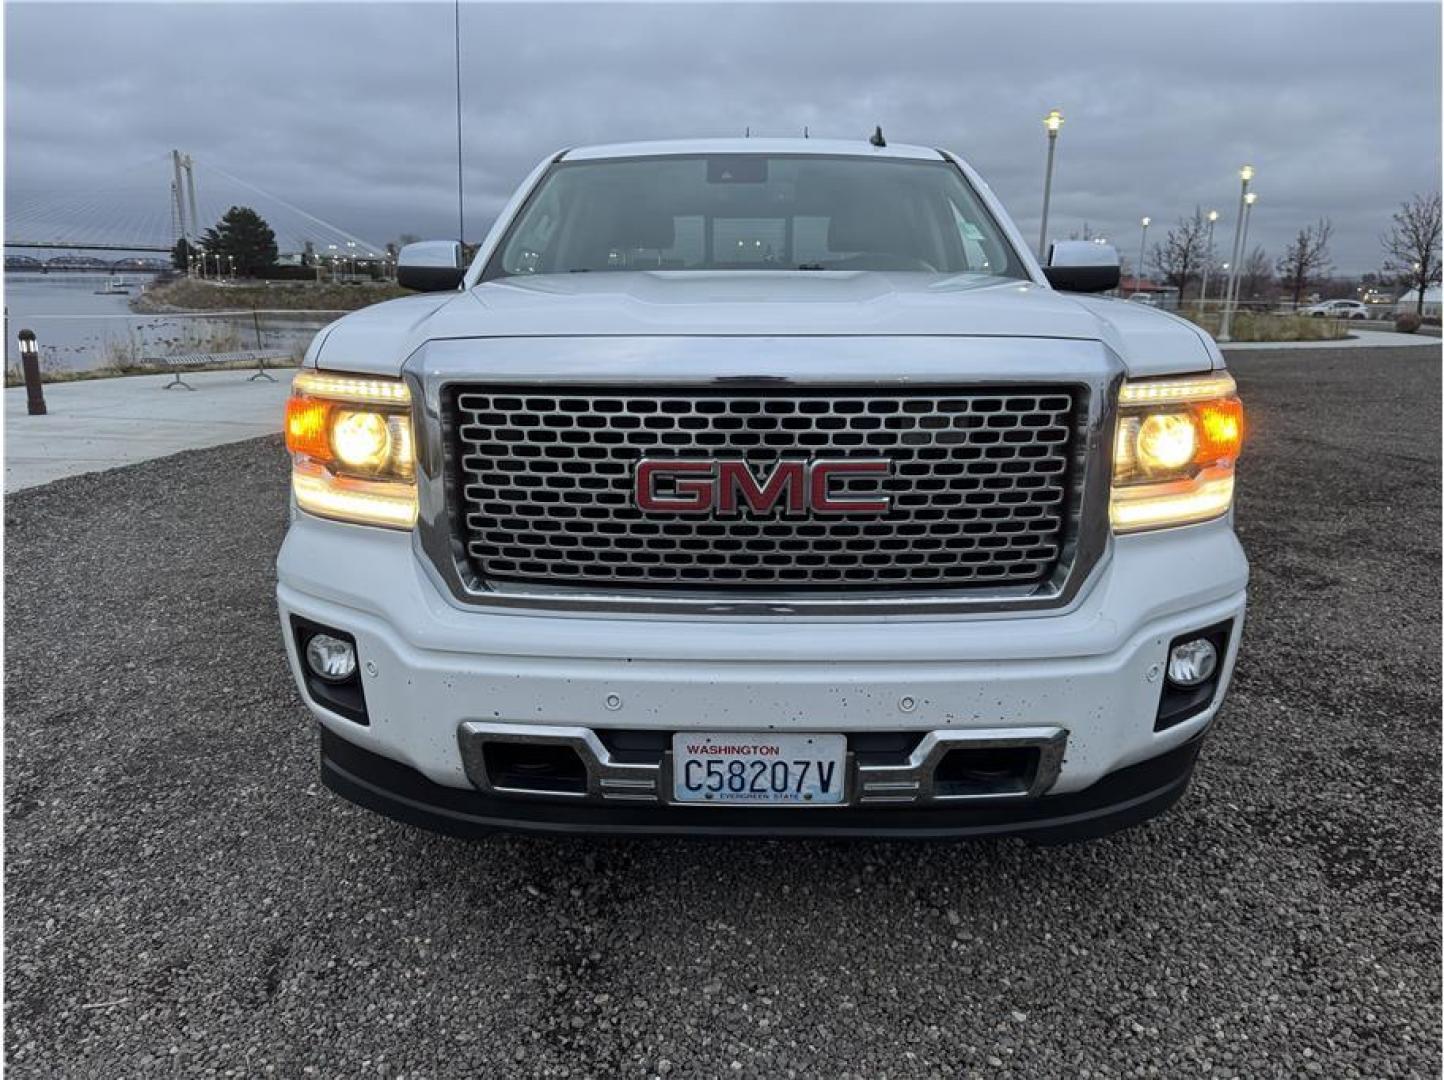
top-left (559, 137), bottom-right (947, 162)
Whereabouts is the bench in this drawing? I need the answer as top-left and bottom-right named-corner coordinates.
top-left (141, 349), bottom-right (293, 390)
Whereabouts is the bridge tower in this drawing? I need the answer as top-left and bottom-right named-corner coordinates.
top-left (183, 154), bottom-right (199, 241)
top-left (170, 150), bottom-right (201, 245)
top-left (171, 150), bottom-right (189, 244)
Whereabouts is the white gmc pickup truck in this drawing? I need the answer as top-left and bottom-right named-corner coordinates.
top-left (277, 138), bottom-right (1247, 841)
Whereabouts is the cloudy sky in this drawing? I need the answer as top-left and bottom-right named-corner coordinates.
top-left (6, 1), bottom-right (1440, 274)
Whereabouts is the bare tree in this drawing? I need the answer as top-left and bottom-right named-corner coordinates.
top-left (1239, 246), bottom-right (1272, 303)
top-left (1381, 192), bottom-right (1442, 315)
top-left (1275, 219), bottom-right (1334, 307)
top-left (1148, 208), bottom-right (1209, 300)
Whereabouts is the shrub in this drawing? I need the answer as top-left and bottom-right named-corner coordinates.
top-left (1395, 312), bottom-right (1421, 334)
top-left (255, 264), bottom-right (321, 282)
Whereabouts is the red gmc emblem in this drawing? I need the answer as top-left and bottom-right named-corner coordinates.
top-left (634, 458), bottom-right (892, 516)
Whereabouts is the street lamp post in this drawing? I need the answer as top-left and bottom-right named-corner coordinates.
top-left (1218, 165), bottom-right (1254, 342)
top-left (1038, 109), bottom-right (1063, 259)
top-left (1136, 217), bottom-right (1150, 294)
top-left (1199, 209), bottom-right (1220, 306)
top-left (1234, 192), bottom-right (1257, 308)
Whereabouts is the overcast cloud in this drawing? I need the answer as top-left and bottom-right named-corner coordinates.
top-left (6, 1), bottom-right (1441, 273)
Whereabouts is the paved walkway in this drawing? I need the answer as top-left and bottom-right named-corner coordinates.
top-left (5, 368), bottom-right (292, 492)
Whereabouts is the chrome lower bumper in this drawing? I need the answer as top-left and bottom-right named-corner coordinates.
top-left (456, 722), bottom-right (1068, 808)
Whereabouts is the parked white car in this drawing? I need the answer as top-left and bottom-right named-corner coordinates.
top-left (1303, 299), bottom-right (1371, 319)
top-left (277, 138), bottom-right (1247, 842)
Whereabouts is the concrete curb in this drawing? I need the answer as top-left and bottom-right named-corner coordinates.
top-left (1221, 329), bottom-right (1438, 351)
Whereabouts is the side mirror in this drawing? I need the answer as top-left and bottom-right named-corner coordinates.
top-left (1043, 241), bottom-right (1121, 294)
top-left (397, 241), bottom-right (466, 292)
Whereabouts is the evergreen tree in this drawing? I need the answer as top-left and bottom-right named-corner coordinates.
top-left (170, 237), bottom-right (197, 272)
top-left (200, 206), bottom-right (278, 277)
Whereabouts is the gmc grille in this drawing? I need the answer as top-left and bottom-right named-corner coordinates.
top-left (447, 386), bottom-right (1083, 590)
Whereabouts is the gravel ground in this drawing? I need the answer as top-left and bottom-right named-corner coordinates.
top-left (5, 345), bottom-right (1440, 1078)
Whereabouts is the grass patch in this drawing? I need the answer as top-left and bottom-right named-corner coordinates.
top-left (1180, 309), bottom-right (1351, 343)
top-left (5, 356), bottom-right (301, 388)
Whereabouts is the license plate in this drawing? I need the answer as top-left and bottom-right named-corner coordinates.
top-left (671, 733), bottom-right (847, 805)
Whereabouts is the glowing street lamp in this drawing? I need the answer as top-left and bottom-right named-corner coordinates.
top-left (1038, 109), bottom-right (1064, 258)
top-left (1137, 216), bottom-right (1150, 291)
top-left (1199, 210), bottom-right (1221, 304)
top-left (1219, 165), bottom-right (1255, 341)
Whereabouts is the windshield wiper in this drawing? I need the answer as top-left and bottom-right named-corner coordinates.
top-left (796, 263), bottom-right (827, 271)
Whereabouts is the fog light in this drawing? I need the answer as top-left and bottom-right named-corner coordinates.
top-left (305, 633), bottom-right (357, 683)
top-left (1167, 638), bottom-right (1218, 687)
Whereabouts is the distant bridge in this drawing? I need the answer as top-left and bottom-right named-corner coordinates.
top-left (6, 255), bottom-right (171, 272)
top-left (5, 241), bottom-right (173, 254)
top-left (6, 149), bottom-right (385, 260)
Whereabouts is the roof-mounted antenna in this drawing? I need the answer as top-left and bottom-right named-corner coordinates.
top-left (453, 0), bottom-right (466, 242)
top-left (870, 125), bottom-right (886, 148)
top-left (803, 126), bottom-right (809, 138)
top-left (744, 125), bottom-right (750, 138)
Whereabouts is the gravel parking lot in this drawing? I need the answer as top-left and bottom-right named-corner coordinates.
top-left (6, 345), bottom-right (1440, 1078)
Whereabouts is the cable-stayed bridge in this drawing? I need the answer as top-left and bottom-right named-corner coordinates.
top-left (6, 150), bottom-right (385, 260)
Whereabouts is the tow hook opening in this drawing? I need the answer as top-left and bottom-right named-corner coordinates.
top-left (483, 741), bottom-right (588, 795)
top-left (933, 746), bottom-right (1040, 798)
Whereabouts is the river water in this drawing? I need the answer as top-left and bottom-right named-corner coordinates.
top-left (4, 272), bottom-right (338, 373)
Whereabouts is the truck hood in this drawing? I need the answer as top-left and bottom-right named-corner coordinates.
top-left (312, 272), bottom-right (1221, 378)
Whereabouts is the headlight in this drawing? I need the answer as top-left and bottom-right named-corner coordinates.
top-left (284, 370), bottom-right (416, 528)
top-left (1110, 372), bottom-right (1243, 533)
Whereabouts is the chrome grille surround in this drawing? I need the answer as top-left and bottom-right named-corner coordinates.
top-left (404, 336), bottom-right (1123, 616)
top-left (449, 387), bottom-right (1079, 589)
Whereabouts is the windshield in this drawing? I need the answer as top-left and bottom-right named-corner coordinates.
top-left (483, 154), bottom-right (1027, 280)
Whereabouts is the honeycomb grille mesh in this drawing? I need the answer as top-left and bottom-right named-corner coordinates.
top-left (448, 387), bottom-right (1079, 590)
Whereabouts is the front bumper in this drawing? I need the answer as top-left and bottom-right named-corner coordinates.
top-left (320, 724), bottom-right (1205, 841)
top-left (277, 512), bottom-right (1247, 839)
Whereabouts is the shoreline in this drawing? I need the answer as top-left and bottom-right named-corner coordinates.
top-left (129, 276), bottom-right (408, 314)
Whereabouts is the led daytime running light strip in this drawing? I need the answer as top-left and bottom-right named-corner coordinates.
top-left (1110, 473), bottom-right (1235, 532)
top-left (292, 370), bottom-right (411, 406)
top-left (1119, 373), bottom-right (1237, 406)
top-left (292, 467), bottom-right (418, 529)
